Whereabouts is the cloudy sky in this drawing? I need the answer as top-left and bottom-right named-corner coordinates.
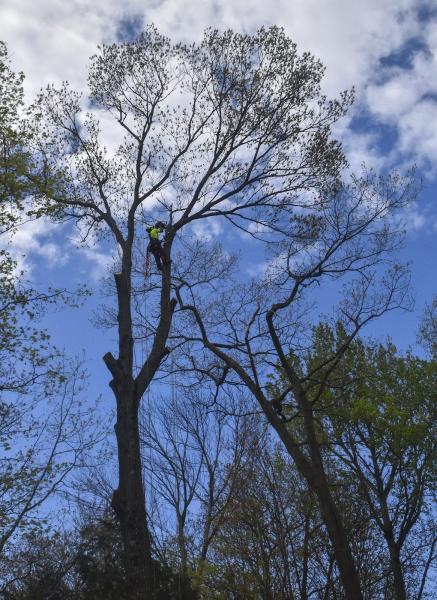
top-left (1, 0), bottom-right (436, 383)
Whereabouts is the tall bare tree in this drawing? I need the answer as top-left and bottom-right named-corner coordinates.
top-left (174, 168), bottom-right (416, 599)
top-left (141, 390), bottom-right (249, 586)
top-left (32, 25), bottom-right (355, 597)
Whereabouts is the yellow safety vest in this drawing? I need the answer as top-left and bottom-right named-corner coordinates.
top-left (148, 227), bottom-right (161, 241)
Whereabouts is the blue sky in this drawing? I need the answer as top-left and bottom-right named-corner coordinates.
top-left (1, 0), bottom-right (436, 409)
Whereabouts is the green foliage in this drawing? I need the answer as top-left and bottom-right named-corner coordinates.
top-left (0, 43), bottom-right (94, 570)
top-left (206, 441), bottom-right (341, 599)
top-left (0, 41), bottom-right (66, 226)
top-left (418, 296), bottom-right (437, 359)
top-left (1, 513), bottom-right (199, 600)
top-left (309, 325), bottom-right (436, 597)
top-left (1, 530), bottom-right (74, 600)
top-left (0, 41), bottom-right (26, 213)
top-left (266, 324), bottom-right (436, 596)
top-left (324, 336), bottom-right (435, 457)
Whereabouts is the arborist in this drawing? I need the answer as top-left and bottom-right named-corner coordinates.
top-left (147, 221), bottom-right (167, 271)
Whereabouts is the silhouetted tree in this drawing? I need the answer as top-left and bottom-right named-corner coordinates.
top-left (32, 25), bottom-right (355, 597)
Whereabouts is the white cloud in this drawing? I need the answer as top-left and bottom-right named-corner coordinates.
top-left (190, 218), bottom-right (223, 241)
top-left (399, 202), bottom-right (437, 235)
top-left (398, 100), bottom-right (437, 165)
top-left (2, 1), bottom-right (431, 144)
top-left (332, 115), bottom-right (391, 173)
top-left (67, 220), bottom-right (118, 281)
top-left (364, 18), bottom-right (437, 170)
top-left (76, 245), bottom-right (115, 282)
top-left (406, 209), bottom-right (426, 232)
top-left (2, 1), bottom-right (429, 98)
top-left (1, 215), bottom-right (115, 283)
top-left (2, 0), bottom-right (437, 271)
top-left (145, 0), bottom-right (425, 96)
top-left (4, 218), bottom-right (68, 273)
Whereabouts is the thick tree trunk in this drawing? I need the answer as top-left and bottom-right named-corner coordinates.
top-left (269, 402), bottom-right (363, 599)
top-left (177, 515), bottom-right (188, 575)
top-left (262, 395), bottom-right (363, 599)
top-left (104, 264), bottom-right (154, 600)
top-left (109, 377), bottom-right (154, 599)
top-left (313, 477), bottom-right (363, 600)
top-left (387, 538), bottom-right (407, 600)
top-left (103, 237), bottom-right (176, 599)
top-left (263, 310), bottom-right (364, 600)
top-left (265, 405), bottom-right (363, 600)
top-left (303, 409), bottom-right (364, 600)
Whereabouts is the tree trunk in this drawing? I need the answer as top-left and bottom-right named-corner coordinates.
top-left (103, 236), bottom-right (176, 598)
top-left (270, 401), bottom-right (364, 600)
top-left (373, 463), bottom-right (407, 600)
top-left (303, 414), bottom-right (363, 600)
top-left (387, 537), bottom-right (407, 600)
top-left (111, 378), bottom-right (154, 599)
top-left (104, 265), bottom-right (155, 600)
top-left (264, 311), bottom-right (364, 600)
top-left (177, 514), bottom-right (188, 575)
top-left (301, 511), bottom-right (310, 600)
top-left (313, 477), bottom-right (363, 600)
top-left (323, 555), bottom-right (336, 600)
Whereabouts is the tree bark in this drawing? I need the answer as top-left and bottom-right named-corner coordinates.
top-left (103, 236), bottom-right (176, 599)
top-left (386, 537), bottom-right (407, 600)
top-left (252, 384), bottom-right (363, 600)
top-left (111, 378), bottom-right (154, 599)
top-left (312, 476), bottom-right (363, 600)
top-left (254, 389), bottom-right (363, 600)
top-left (265, 310), bottom-right (364, 600)
top-left (104, 265), bottom-right (154, 599)
top-left (283, 416), bottom-right (363, 600)
top-left (177, 514), bottom-right (189, 576)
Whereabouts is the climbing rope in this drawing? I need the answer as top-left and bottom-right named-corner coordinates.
top-left (136, 207), bottom-right (154, 515)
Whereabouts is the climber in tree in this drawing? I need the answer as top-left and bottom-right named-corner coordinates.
top-left (147, 221), bottom-right (167, 271)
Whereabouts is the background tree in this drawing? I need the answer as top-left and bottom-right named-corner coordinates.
top-left (418, 296), bottom-right (436, 359)
top-left (1, 40), bottom-right (62, 223)
top-left (209, 437), bottom-right (335, 600)
top-left (0, 361), bottom-right (99, 559)
top-left (174, 165), bottom-right (416, 598)
top-left (1, 511), bottom-right (199, 600)
top-left (0, 42), bottom-right (100, 592)
top-left (141, 390), bottom-right (250, 589)
top-left (1, 529), bottom-right (75, 600)
top-left (307, 327), bottom-right (436, 600)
